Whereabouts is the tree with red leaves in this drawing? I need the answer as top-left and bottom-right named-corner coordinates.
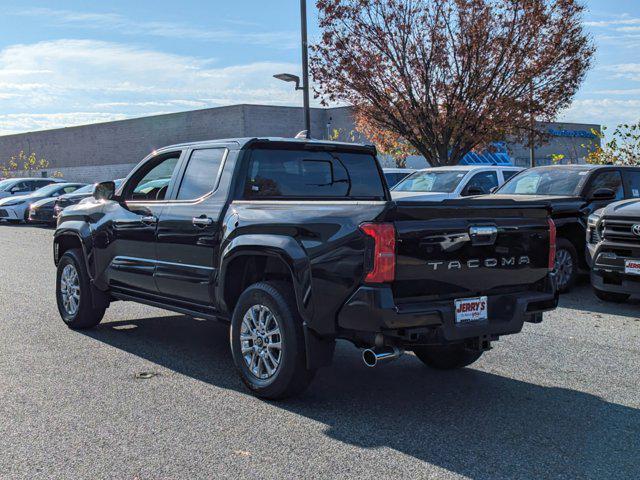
top-left (311, 0), bottom-right (595, 166)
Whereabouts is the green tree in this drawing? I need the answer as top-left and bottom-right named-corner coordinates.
top-left (586, 123), bottom-right (640, 165)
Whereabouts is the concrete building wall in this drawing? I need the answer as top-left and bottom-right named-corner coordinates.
top-left (507, 122), bottom-right (601, 168)
top-left (0, 103), bottom-right (600, 182)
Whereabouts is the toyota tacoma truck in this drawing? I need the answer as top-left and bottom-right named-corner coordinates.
top-left (54, 137), bottom-right (558, 399)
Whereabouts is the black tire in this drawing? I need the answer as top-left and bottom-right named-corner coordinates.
top-left (593, 288), bottom-right (630, 303)
top-left (554, 238), bottom-right (578, 293)
top-left (56, 248), bottom-right (105, 329)
top-left (413, 344), bottom-right (483, 370)
top-left (230, 281), bottom-right (315, 400)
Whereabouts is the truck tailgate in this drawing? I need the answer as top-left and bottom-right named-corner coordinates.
top-left (386, 198), bottom-right (552, 301)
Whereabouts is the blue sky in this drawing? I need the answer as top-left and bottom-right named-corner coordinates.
top-left (0, 0), bottom-right (637, 135)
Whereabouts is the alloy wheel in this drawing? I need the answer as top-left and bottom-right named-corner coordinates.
top-left (553, 248), bottom-right (573, 290)
top-left (240, 304), bottom-right (283, 380)
top-left (60, 264), bottom-right (80, 316)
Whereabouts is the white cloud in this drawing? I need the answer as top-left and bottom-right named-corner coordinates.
top-left (584, 17), bottom-right (640, 28)
top-left (603, 63), bottom-right (640, 81)
top-left (0, 112), bottom-right (130, 135)
top-left (14, 8), bottom-right (299, 49)
top-left (560, 99), bottom-right (640, 128)
top-left (0, 39), bottom-right (308, 135)
top-left (593, 88), bottom-right (640, 95)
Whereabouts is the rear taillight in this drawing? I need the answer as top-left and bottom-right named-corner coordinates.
top-left (548, 218), bottom-right (556, 271)
top-left (359, 222), bottom-right (396, 283)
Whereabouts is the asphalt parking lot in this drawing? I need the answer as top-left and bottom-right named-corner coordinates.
top-left (1, 224), bottom-right (639, 479)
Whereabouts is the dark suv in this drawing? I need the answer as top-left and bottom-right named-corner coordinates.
top-left (494, 165), bottom-right (640, 292)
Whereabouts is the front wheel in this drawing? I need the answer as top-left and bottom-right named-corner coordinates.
top-left (413, 344), bottom-right (483, 370)
top-left (56, 248), bottom-right (105, 329)
top-left (230, 281), bottom-right (315, 400)
top-left (593, 288), bottom-right (630, 303)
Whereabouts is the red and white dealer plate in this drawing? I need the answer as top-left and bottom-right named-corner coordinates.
top-left (624, 259), bottom-right (640, 275)
top-left (454, 296), bottom-right (488, 323)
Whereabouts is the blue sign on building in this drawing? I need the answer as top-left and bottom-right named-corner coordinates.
top-left (548, 128), bottom-right (596, 139)
top-left (459, 142), bottom-right (513, 166)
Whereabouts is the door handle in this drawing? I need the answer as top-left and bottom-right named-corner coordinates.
top-left (141, 215), bottom-right (158, 225)
top-left (192, 216), bottom-right (213, 227)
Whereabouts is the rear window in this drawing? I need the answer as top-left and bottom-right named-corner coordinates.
top-left (244, 148), bottom-right (385, 199)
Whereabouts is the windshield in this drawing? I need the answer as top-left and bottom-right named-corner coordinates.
top-left (393, 170), bottom-right (466, 193)
top-left (0, 179), bottom-right (16, 191)
top-left (31, 184), bottom-right (62, 196)
top-left (73, 184), bottom-right (94, 194)
top-left (498, 168), bottom-right (590, 196)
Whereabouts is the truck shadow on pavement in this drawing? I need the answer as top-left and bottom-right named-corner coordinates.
top-left (84, 315), bottom-right (639, 480)
top-left (560, 284), bottom-right (640, 319)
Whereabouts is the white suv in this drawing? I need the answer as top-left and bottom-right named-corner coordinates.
top-left (391, 165), bottom-right (523, 201)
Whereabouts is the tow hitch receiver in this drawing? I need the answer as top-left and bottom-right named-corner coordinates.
top-left (465, 335), bottom-right (493, 352)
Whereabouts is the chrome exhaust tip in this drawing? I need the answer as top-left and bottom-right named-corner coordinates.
top-left (362, 346), bottom-right (403, 367)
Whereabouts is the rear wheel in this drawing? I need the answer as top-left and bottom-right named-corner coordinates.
top-left (413, 344), bottom-right (483, 370)
top-left (230, 281), bottom-right (315, 400)
top-left (553, 238), bottom-right (578, 293)
top-left (56, 248), bottom-right (105, 329)
top-left (593, 288), bottom-right (630, 303)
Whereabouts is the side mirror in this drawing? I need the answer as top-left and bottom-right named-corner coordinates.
top-left (94, 181), bottom-right (116, 201)
top-left (10, 186), bottom-right (21, 194)
top-left (463, 186), bottom-right (485, 196)
top-left (489, 186), bottom-right (498, 194)
top-left (589, 188), bottom-right (616, 201)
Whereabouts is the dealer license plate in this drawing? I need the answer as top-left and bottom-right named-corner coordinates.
top-left (455, 296), bottom-right (488, 323)
top-left (624, 259), bottom-right (640, 275)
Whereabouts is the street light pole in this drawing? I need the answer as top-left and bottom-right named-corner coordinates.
top-left (300, 0), bottom-right (311, 139)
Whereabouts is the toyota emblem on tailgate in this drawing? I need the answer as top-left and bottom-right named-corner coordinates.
top-left (632, 224), bottom-right (640, 236)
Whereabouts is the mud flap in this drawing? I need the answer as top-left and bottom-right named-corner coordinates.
top-left (303, 323), bottom-right (335, 370)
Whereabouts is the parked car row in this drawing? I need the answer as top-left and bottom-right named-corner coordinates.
top-left (390, 163), bottom-right (640, 297)
top-left (0, 177), bottom-right (124, 225)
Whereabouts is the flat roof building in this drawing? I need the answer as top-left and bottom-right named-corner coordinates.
top-left (0, 104), bottom-right (600, 182)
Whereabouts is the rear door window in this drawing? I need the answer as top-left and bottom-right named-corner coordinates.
top-left (244, 148), bottom-right (385, 199)
top-left (622, 171), bottom-right (640, 198)
top-left (176, 148), bottom-right (225, 200)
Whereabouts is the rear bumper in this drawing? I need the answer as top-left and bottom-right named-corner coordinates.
top-left (591, 243), bottom-right (640, 295)
top-left (337, 275), bottom-right (557, 343)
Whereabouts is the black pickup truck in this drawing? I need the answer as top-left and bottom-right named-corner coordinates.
top-left (494, 164), bottom-right (640, 292)
top-left (54, 138), bottom-right (557, 399)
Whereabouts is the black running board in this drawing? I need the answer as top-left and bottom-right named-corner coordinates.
top-left (110, 288), bottom-right (225, 322)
